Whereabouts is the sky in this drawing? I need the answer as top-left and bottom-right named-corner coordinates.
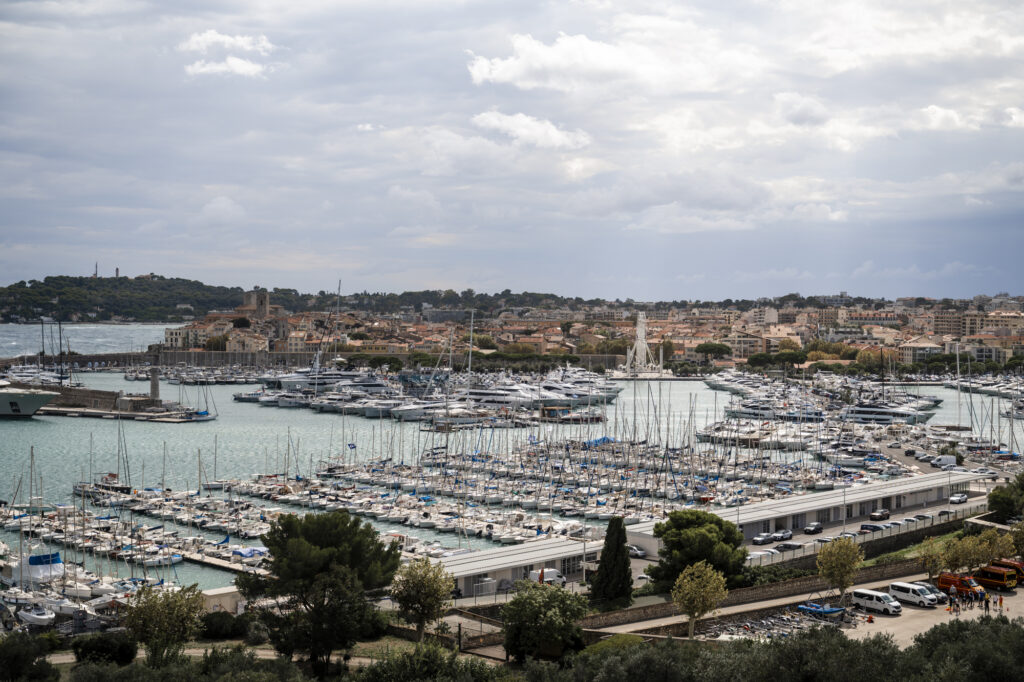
top-left (1, 0), bottom-right (1022, 302)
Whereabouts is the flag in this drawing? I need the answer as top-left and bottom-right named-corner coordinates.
top-left (348, 443), bottom-right (357, 449)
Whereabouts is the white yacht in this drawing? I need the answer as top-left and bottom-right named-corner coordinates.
top-left (0, 380), bottom-right (59, 417)
top-left (838, 402), bottom-right (932, 425)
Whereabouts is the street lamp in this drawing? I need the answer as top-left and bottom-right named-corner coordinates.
top-left (842, 486), bottom-right (847, 533)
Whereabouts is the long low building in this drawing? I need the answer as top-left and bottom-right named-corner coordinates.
top-left (432, 537), bottom-right (599, 597)
top-left (626, 471), bottom-right (984, 556)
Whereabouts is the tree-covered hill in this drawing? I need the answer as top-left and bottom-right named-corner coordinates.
top-left (0, 273), bottom-right (894, 323)
top-left (0, 275), bottom-right (255, 322)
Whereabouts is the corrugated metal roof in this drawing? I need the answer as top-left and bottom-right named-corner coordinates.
top-left (629, 471), bottom-right (984, 535)
top-left (433, 537), bottom-right (591, 578)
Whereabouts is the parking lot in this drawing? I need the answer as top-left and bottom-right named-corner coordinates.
top-left (848, 573), bottom-right (1023, 647)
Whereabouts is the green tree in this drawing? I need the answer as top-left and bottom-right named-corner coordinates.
top-left (671, 560), bottom-right (728, 639)
top-left (502, 581), bottom-right (588, 663)
top-left (124, 584), bottom-right (204, 668)
top-left (473, 334), bottom-right (498, 350)
top-left (1012, 522), bottom-right (1024, 558)
top-left (236, 511), bottom-right (401, 678)
top-left (777, 338), bottom-right (801, 352)
top-left (389, 558), bottom-right (453, 642)
top-left (590, 516), bottom-right (633, 606)
top-left (560, 321), bottom-right (573, 336)
top-left (647, 510), bottom-right (747, 588)
top-left (942, 536), bottom-right (970, 573)
top-left (232, 317), bottom-right (251, 328)
top-left (0, 631), bottom-right (59, 681)
top-left (977, 528), bottom-right (1016, 566)
top-left (917, 536), bottom-right (945, 581)
top-left (694, 342), bottom-right (731, 365)
top-left (988, 473), bottom-right (1024, 522)
top-left (204, 334), bottom-right (228, 351)
top-left (816, 537), bottom-right (863, 604)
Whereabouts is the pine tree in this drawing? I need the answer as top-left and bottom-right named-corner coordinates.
top-left (591, 516), bottom-right (633, 605)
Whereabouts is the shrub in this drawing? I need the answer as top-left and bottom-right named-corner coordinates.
top-left (245, 620), bottom-right (270, 646)
top-left (202, 611), bottom-right (247, 640)
top-left (0, 631), bottom-right (59, 681)
top-left (584, 634), bottom-right (645, 656)
top-left (359, 608), bottom-right (391, 640)
top-left (71, 631), bottom-right (138, 666)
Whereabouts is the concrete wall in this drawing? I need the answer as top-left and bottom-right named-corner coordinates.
top-left (202, 586), bottom-right (246, 615)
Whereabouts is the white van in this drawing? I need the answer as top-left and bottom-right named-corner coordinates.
top-left (889, 582), bottom-right (937, 607)
top-left (851, 588), bottom-right (902, 615)
top-left (528, 568), bottom-right (566, 586)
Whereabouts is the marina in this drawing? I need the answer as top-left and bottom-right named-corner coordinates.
top-left (2, 313), bottom-right (1023, 629)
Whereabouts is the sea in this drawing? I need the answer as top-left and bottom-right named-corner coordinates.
top-left (1, 324), bottom-right (1020, 590)
top-left (0, 322), bottom-right (166, 359)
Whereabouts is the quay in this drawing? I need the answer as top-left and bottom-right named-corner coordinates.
top-left (178, 550), bottom-right (268, 576)
top-left (36, 405), bottom-right (207, 423)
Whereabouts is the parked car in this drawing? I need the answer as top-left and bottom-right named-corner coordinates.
top-left (774, 542), bottom-right (803, 552)
top-left (626, 544), bottom-right (647, 559)
top-left (838, 532), bottom-right (858, 540)
top-left (528, 568), bottom-right (566, 587)
top-left (803, 522), bottom-right (824, 534)
top-left (939, 510), bottom-right (954, 518)
top-left (888, 519), bottom-right (904, 527)
top-left (860, 523), bottom-right (885, 533)
top-left (887, 442), bottom-right (901, 448)
top-left (869, 509), bottom-right (891, 520)
top-left (771, 529), bottom-right (793, 541)
top-left (752, 533), bottom-right (773, 545)
top-left (914, 513), bottom-right (934, 521)
top-left (815, 536), bottom-right (835, 545)
top-left (889, 582), bottom-right (937, 607)
top-left (906, 449), bottom-right (918, 456)
top-left (851, 589), bottom-right (902, 615)
top-left (950, 493), bottom-right (968, 504)
top-left (912, 581), bottom-right (948, 604)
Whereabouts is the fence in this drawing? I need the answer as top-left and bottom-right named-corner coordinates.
top-left (744, 500), bottom-right (986, 568)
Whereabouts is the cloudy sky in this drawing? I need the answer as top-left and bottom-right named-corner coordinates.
top-left (2, 0), bottom-right (1022, 301)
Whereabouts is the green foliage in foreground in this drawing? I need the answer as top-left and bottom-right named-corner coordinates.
top-left (8, 615), bottom-right (1024, 681)
top-left (522, 616), bottom-right (1024, 682)
top-left (354, 643), bottom-right (513, 682)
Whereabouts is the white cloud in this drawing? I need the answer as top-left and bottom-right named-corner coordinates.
top-left (471, 111), bottom-right (590, 150)
top-left (467, 23), bottom-right (765, 95)
top-left (185, 56), bottom-right (266, 78)
top-left (773, 92), bottom-right (829, 126)
top-left (914, 105), bottom-right (979, 131)
top-left (198, 196), bottom-right (245, 225)
top-left (178, 30), bottom-right (276, 56)
top-left (791, 202), bottom-right (848, 222)
top-left (1000, 107), bottom-right (1024, 128)
top-left (387, 185), bottom-right (441, 211)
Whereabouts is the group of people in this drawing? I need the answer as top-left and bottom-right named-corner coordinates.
top-left (948, 585), bottom-right (1004, 616)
